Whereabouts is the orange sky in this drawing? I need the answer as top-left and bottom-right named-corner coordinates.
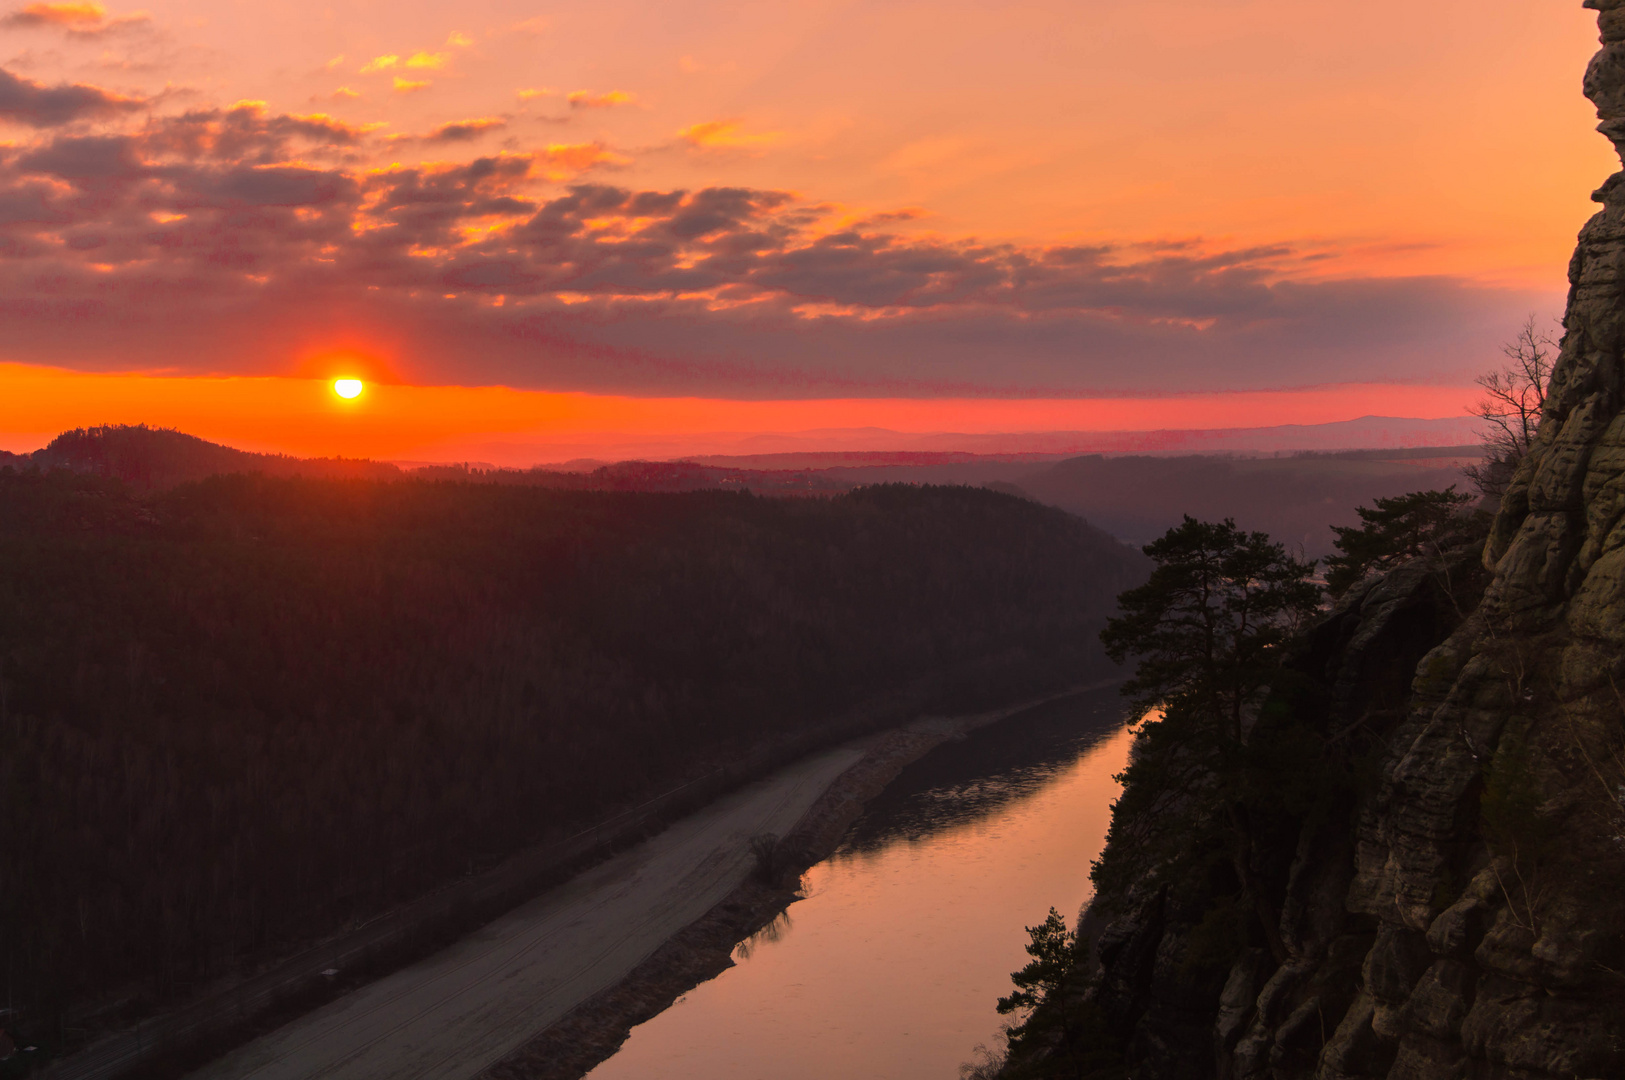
top-left (0, 363), bottom-right (1481, 462)
top-left (0, 0), bottom-right (1608, 459)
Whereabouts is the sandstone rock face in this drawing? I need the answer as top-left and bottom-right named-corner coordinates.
top-left (1084, 7), bottom-right (1625, 1075)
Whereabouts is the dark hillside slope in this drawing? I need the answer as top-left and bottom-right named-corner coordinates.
top-left (0, 471), bottom-right (1144, 1045)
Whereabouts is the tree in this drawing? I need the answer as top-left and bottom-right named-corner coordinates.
top-left (1465, 315), bottom-right (1556, 497)
top-left (1323, 487), bottom-right (1477, 597)
top-left (1102, 517), bottom-right (1320, 744)
top-left (1100, 517), bottom-right (1320, 963)
top-left (998, 908), bottom-right (1084, 1076)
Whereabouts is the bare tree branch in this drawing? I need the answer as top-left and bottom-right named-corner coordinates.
top-left (1465, 314), bottom-right (1557, 497)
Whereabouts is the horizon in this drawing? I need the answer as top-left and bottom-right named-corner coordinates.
top-left (2, 413), bottom-right (1489, 468)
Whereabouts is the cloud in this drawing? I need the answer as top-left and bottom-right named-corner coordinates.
top-left (359, 55), bottom-right (398, 74)
top-left (4, 1), bottom-right (102, 26)
top-left (0, 80), bottom-right (1553, 400)
top-left (142, 101), bottom-right (371, 161)
top-left (535, 142), bottom-right (629, 177)
top-left (677, 119), bottom-right (780, 150)
top-left (517, 88), bottom-right (555, 102)
top-left (393, 77), bottom-right (430, 94)
top-left (0, 66), bottom-right (144, 127)
top-left (567, 90), bottom-right (636, 110)
top-left (404, 51), bottom-right (447, 70)
top-left (446, 32), bottom-right (472, 47)
top-left (419, 117), bottom-right (506, 143)
top-left (331, 87), bottom-right (360, 100)
top-left (1, 1), bottom-right (146, 33)
top-left (17, 133), bottom-right (143, 181)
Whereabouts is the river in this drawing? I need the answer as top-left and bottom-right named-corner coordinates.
top-left (584, 686), bottom-right (1136, 1080)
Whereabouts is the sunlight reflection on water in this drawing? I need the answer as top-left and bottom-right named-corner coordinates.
top-left (583, 688), bottom-right (1135, 1080)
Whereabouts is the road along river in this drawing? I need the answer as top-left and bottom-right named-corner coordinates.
top-left (585, 687), bottom-right (1133, 1080)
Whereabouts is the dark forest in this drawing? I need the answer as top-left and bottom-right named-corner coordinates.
top-left (0, 467), bottom-right (1144, 1040)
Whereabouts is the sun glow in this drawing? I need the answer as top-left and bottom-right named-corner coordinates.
top-left (333, 378), bottom-right (364, 399)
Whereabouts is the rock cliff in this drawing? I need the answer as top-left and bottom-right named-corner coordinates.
top-left (1056, 6), bottom-right (1625, 1077)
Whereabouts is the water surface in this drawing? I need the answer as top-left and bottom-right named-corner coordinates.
top-left (586, 688), bottom-right (1135, 1080)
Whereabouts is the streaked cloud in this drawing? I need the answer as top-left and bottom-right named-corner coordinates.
top-left (536, 142), bottom-right (629, 176)
top-left (517, 88), bottom-right (555, 101)
top-left (393, 77), bottom-right (430, 94)
top-left (1, 1), bottom-right (145, 33)
top-left (567, 90), bottom-right (637, 109)
top-left (678, 119), bottom-right (781, 150)
top-left (0, 62), bottom-right (1558, 406)
top-left (421, 117), bottom-right (507, 143)
top-left (0, 94), bottom-right (1540, 399)
top-left (405, 51), bottom-right (447, 70)
top-left (359, 55), bottom-right (399, 74)
top-left (0, 66), bottom-right (144, 127)
top-left (445, 31), bottom-right (473, 47)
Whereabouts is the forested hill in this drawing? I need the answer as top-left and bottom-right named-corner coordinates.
top-left (9, 424), bottom-right (403, 487)
top-left (0, 469), bottom-right (1145, 1042)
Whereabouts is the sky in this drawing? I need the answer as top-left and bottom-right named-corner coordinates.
top-left (0, 0), bottom-right (1610, 461)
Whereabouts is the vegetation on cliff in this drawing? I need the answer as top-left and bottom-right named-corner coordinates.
top-left (991, 5), bottom-right (1625, 1073)
top-left (0, 468), bottom-right (1145, 1050)
top-left (992, 493), bottom-right (1497, 1079)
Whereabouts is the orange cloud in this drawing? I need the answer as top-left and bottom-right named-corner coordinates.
top-left (405, 51), bottom-right (447, 70)
top-left (567, 90), bottom-right (637, 109)
top-left (446, 31), bottom-right (472, 47)
top-left (331, 86), bottom-right (360, 100)
top-left (1, 0), bottom-right (145, 32)
top-left (537, 141), bottom-right (630, 176)
top-left (677, 119), bottom-right (781, 150)
top-left (393, 77), bottom-right (430, 94)
top-left (360, 54), bottom-right (398, 73)
top-left (6, 1), bottom-right (101, 24)
top-left (517, 87), bottom-right (555, 101)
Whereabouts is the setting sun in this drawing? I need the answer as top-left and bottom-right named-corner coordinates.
top-left (334, 378), bottom-right (364, 400)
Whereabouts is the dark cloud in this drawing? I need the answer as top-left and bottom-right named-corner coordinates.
top-left (17, 134), bottom-right (144, 181)
top-left (423, 117), bottom-right (506, 142)
top-left (178, 165), bottom-right (356, 208)
top-left (0, 80), bottom-right (1553, 397)
top-left (0, 67), bottom-right (144, 127)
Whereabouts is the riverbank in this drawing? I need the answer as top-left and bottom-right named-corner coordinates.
top-left (481, 686), bottom-right (1108, 1080)
top-left (38, 673), bottom-right (967, 1080)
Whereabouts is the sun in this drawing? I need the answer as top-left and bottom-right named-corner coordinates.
top-left (333, 378), bottom-right (364, 399)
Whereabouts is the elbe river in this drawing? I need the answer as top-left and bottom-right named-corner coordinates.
top-left (586, 686), bottom-right (1135, 1080)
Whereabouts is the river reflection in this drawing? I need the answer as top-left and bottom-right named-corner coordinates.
top-left (585, 687), bottom-right (1135, 1080)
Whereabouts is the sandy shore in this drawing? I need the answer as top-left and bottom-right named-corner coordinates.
top-left (184, 745), bottom-right (866, 1080)
top-left (184, 687), bottom-right (1100, 1080)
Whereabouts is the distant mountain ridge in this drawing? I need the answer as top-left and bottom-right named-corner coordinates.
top-left (414, 414), bottom-right (1487, 465)
top-left (0, 424), bottom-right (1484, 557)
